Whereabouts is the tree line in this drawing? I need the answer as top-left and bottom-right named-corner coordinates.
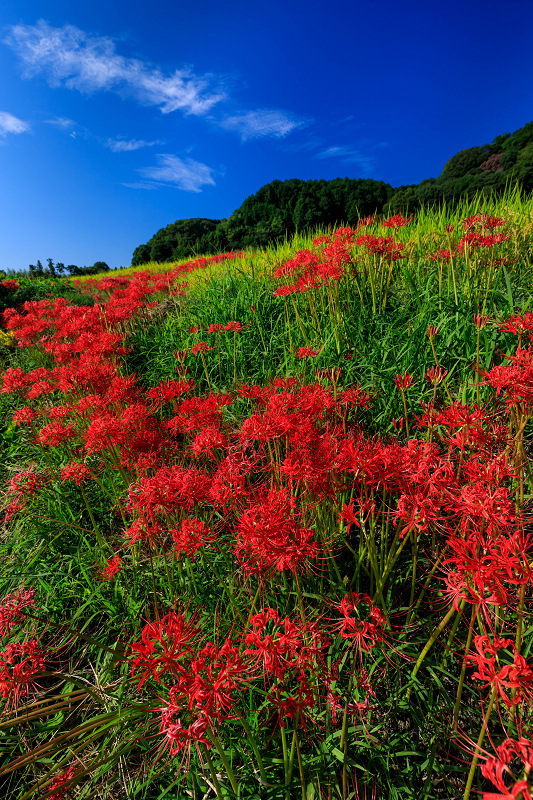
top-left (4, 259), bottom-right (111, 280)
top-left (132, 119), bottom-right (533, 265)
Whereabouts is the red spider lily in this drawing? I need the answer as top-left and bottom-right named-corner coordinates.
top-left (499, 313), bottom-right (533, 338)
top-left (102, 555), bottom-right (122, 581)
top-left (1, 279), bottom-right (20, 291)
top-left (331, 593), bottom-right (386, 654)
top-left (392, 372), bottom-right (414, 390)
top-left (159, 695), bottom-right (211, 757)
top-left (191, 426), bottom-right (227, 458)
top-left (145, 378), bottom-right (195, 409)
top-left (0, 639), bottom-right (46, 714)
top-left (297, 346), bottom-right (318, 359)
top-left (325, 667), bottom-right (377, 726)
top-left (274, 250), bottom-right (321, 280)
top-left (439, 527), bottom-right (530, 616)
top-left (128, 465), bottom-right (211, 521)
top-left (171, 518), bottom-right (217, 559)
top-left (280, 428), bottom-right (339, 499)
top-left (9, 469), bottom-right (46, 497)
top-left (267, 669), bottom-right (317, 728)
top-left (467, 635), bottom-right (533, 709)
top-left (427, 325), bottom-right (439, 339)
top-left (38, 421), bottom-right (78, 448)
top-left (338, 497), bottom-right (377, 531)
top-left (130, 609), bottom-right (202, 690)
top-left (430, 249), bottom-right (454, 261)
top-left (11, 407), bottom-right (38, 426)
top-left (234, 487), bottom-right (318, 576)
top-left (338, 386), bottom-right (374, 410)
top-left (382, 214), bottom-right (412, 229)
top-left (207, 323), bottom-right (225, 334)
top-left (208, 449), bottom-right (256, 514)
top-left (480, 737), bottom-right (533, 800)
top-left (0, 587), bottom-right (36, 639)
top-left (224, 320), bottom-right (243, 332)
top-left (474, 313), bottom-right (490, 328)
top-left (60, 462), bottom-right (91, 485)
top-left (181, 639), bottom-right (250, 720)
top-left (355, 234), bottom-right (406, 260)
top-left (47, 766), bottom-right (77, 800)
top-left (463, 213), bottom-right (506, 231)
top-left (425, 366), bottom-right (448, 385)
top-left (4, 496), bottom-right (26, 523)
top-left (191, 341), bottom-right (212, 356)
top-left (167, 392), bottom-right (233, 435)
top-left (244, 608), bottom-right (312, 680)
top-left (459, 232), bottom-right (508, 251)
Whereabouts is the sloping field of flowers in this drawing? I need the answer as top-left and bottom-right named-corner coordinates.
top-left (2, 191), bottom-right (533, 799)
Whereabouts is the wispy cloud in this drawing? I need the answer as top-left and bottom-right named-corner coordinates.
top-left (5, 20), bottom-right (226, 116)
top-left (219, 109), bottom-right (307, 141)
top-left (136, 154), bottom-right (216, 192)
top-left (315, 145), bottom-right (376, 173)
top-left (105, 137), bottom-right (159, 152)
top-left (0, 111), bottom-right (29, 137)
top-left (44, 116), bottom-right (76, 128)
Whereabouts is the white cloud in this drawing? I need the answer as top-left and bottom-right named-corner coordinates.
top-left (5, 20), bottom-right (226, 116)
top-left (136, 154), bottom-right (216, 192)
top-left (219, 109), bottom-right (307, 141)
top-left (105, 137), bottom-right (159, 152)
top-left (315, 145), bottom-right (376, 173)
top-left (44, 116), bottom-right (76, 128)
top-left (0, 111), bottom-right (29, 136)
top-left (121, 181), bottom-right (159, 190)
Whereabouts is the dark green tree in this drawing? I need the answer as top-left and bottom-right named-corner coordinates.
top-left (131, 244), bottom-right (151, 266)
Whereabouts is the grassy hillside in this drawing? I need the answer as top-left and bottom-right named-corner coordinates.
top-left (1, 186), bottom-right (533, 799)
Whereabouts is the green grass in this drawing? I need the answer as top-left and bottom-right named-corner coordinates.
top-left (1, 186), bottom-right (533, 800)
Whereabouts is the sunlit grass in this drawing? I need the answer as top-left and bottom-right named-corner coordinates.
top-left (2, 186), bottom-right (533, 799)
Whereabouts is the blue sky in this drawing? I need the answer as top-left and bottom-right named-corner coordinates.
top-left (0, 0), bottom-right (531, 271)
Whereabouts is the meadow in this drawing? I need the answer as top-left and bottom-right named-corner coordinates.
top-left (2, 186), bottom-right (533, 799)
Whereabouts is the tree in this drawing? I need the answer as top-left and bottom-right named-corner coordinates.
top-left (440, 146), bottom-right (490, 179)
top-left (91, 261), bottom-right (110, 272)
top-left (35, 260), bottom-right (44, 277)
top-left (131, 244), bottom-right (151, 266)
top-left (47, 258), bottom-right (56, 278)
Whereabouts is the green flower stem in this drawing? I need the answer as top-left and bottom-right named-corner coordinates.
top-left (462, 686), bottom-right (498, 800)
top-left (239, 717), bottom-right (268, 784)
top-left (407, 605), bottom-right (456, 700)
top-left (293, 722), bottom-right (307, 800)
top-left (199, 351), bottom-right (212, 391)
top-left (453, 603), bottom-right (477, 730)
top-left (286, 720), bottom-right (298, 797)
top-left (280, 723), bottom-right (290, 788)
top-left (372, 529), bottom-right (408, 605)
top-left (203, 745), bottom-right (225, 800)
top-left (79, 483), bottom-right (110, 554)
top-left (251, 307), bottom-right (268, 352)
top-left (209, 724), bottom-right (238, 794)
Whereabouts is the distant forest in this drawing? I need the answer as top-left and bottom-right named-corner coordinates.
top-left (131, 119), bottom-right (533, 265)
